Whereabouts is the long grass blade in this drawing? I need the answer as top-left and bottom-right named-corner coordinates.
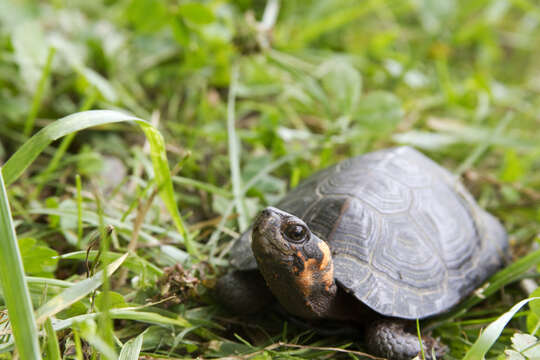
top-left (0, 170), bottom-right (41, 359)
top-left (463, 297), bottom-right (540, 360)
top-left (227, 65), bottom-right (249, 232)
top-left (35, 253), bottom-right (128, 324)
top-left (95, 194), bottom-right (115, 350)
top-left (289, 2), bottom-right (377, 47)
top-left (2, 110), bottom-right (194, 256)
top-left (24, 46), bottom-right (55, 137)
top-left (138, 123), bottom-right (196, 256)
top-left (3, 110), bottom-right (140, 185)
top-left (76, 174), bottom-right (83, 245)
top-left (45, 317), bottom-right (61, 360)
top-left (173, 176), bottom-right (232, 198)
top-left (455, 112), bottom-right (513, 175)
top-left (51, 308), bottom-right (191, 331)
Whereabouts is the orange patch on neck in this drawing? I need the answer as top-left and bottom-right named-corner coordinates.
top-left (317, 241), bottom-right (331, 271)
top-left (315, 241), bottom-right (334, 292)
top-left (295, 253), bottom-right (317, 297)
top-left (293, 242), bottom-right (335, 299)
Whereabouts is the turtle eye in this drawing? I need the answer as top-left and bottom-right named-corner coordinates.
top-left (284, 224), bottom-right (307, 243)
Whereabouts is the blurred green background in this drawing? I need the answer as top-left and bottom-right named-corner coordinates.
top-left (0, 0), bottom-right (539, 358)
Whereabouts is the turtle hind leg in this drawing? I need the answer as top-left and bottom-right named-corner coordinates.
top-left (366, 319), bottom-right (447, 360)
top-left (214, 270), bottom-right (275, 315)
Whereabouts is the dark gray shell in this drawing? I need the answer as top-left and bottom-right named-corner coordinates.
top-left (230, 146), bottom-right (508, 319)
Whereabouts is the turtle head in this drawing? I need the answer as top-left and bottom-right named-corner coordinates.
top-left (251, 207), bottom-right (337, 319)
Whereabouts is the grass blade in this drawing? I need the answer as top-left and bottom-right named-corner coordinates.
top-left (463, 297), bottom-right (540, 360)
top-left (119, 332), bottom-right (144, 360)
top-left (416, 319), bottom-right (425, 360)
top-left (4, 110), bottom-right (139, 187)
top-left (76, 319), bottom-right (117, 360)
top-left (455, 112), bottom-right (513, 175)
top-left (35, 253), bottom-right (128, 324)
top-left (51, 308), bottom-right (191, 331)
top-left (172, 176), bottom-right (232, 198)
top-left (138, 123), bottom-right (196, 256)
top-left (2, 109), bottom-right (193, 256)
top-left (289, 2), bottom-right (377, 48)
top-left (24, 46), bottom-right (55, 137)
top-left (95, 195), bottom-right (115, 350)
top-left (0, 170), bottom-right (41, 359)
top-left (3, 110), bottom-right (141, 186)
top-left (227, 65), bottom-right (249, 232)
top-left (76, 174), bottom-right (83, 245)
top-left (45, 317), bottom-right (61, 360)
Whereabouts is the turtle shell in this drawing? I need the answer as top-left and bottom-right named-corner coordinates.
top-left (230, 146), bottom-right (508, 319)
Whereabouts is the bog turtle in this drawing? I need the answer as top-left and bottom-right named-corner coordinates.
top-left (216, 146), bottom-right (508, 359)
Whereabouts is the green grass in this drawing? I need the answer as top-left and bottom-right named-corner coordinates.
top-left (0, 0), bottom-right (539, 358)
top-left (0, 170), bottom-right (40, 358)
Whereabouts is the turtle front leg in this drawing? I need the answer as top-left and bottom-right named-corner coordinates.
top-left (214, 270), bottom-right (275, 315)
top-left (366, 320), bottom-right (447, 360)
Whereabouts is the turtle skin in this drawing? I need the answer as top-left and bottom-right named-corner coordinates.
top-left (224, 146), bottom-right (509, 358)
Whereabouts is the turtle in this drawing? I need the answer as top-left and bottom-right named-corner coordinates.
top-left (215, 146), bottom-right (508, 360)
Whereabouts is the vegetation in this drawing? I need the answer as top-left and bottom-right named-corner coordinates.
top-left (0, 0), bottom-right (539, 358)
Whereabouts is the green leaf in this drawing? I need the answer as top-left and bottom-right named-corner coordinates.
top-left (0, 171), bottom-right (41, 359)
top-left (95, 291), bottom-right (128, 311)
top-left (178, 3), bottom-right (215, 25)
top-left (35, 253), bottom-right (128, 324)
top-left (499, 149), bottom-right (526, 182)
top-left (529, 288), bottom-right (540, 317)
top-left (509, 333), bottom-right (540, 359)
top-left (56, 301), bottom-right (88, 320)
top-left (45, 197), bottom-right (60, 228)
top-left (464, 297), bottom-right (540, 360)
top-left (171, 17), bottom-right (190, 46)
top-left (527, 287), bottom-right (540, 334)
top-left (317, 58), bottom-right (362, 116)
top-left (126, 0), bottom-right (169, 32)
top-left (527, 312), bottom-right (539, 335)
top-left (18, 237), bottom-right (58, 275)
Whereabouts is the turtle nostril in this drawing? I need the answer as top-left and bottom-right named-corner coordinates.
top-left (260, 208), bottom-right (273, 217)
top-left (254, 208), bottom-right (273, 230)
